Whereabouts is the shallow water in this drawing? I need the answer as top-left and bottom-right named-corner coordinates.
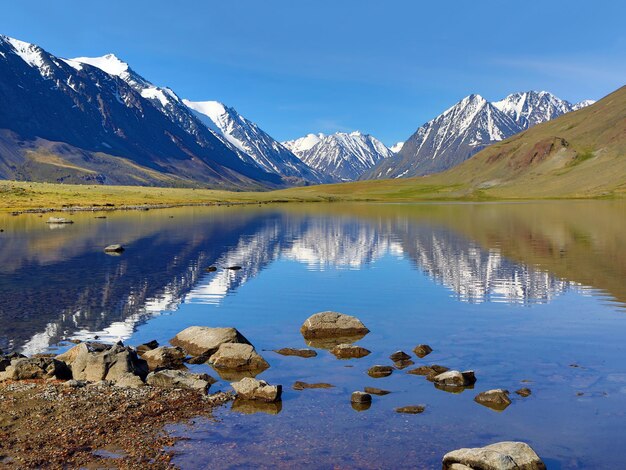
top-left (1, 201), bottom-right (625, 468)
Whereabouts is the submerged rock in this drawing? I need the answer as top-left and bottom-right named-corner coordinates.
top-left (146, 369), bottom-right (215, 392)
top-left (395, 405), bottom-right (425, 414)
top-left (231, 398), bottom-right (283, 415)
top-left (0, 357), bottom-right (71, 381)
top-left (413, 344), bottom-right (433, 358)
top-left (389, 351), bottom-right (411, 362)
top-left (351, 391), bottom-right (372, 404)
top-left (516, 387), bottom-right (532, 397)
top-left (142, 346), bottom-right (186, 371)
top-left (210, 343), bottom-right (269, 373)
top-left (474, 389), bottom-right (512, 411)
top-left (273, 348), bottom-right (317, 358)
top-left (231, 377), bottom-right (282, 402)
top-left (367, 365), bottom-right (394, 378)
top-left (393, 359), bottom-right (414, 370)
top-left (170, 326), bottom-right (250, 357)
top-left (300, 311), bottom-right (369, 345)
top-left (442, 441), bottom-right (546, 470)
top-left (293, 381), bottom-right (334, 390)
top-left (330, 344), bottom-right (371, 359)
top-left (364, 386), bottom-right (391, 396)
top-left (407, 364), bottom-right (449, 378)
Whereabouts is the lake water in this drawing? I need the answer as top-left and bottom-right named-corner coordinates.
top-left (1, 201), bottom-right (625, 469)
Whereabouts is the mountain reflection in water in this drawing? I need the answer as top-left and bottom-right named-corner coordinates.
top-left (0, 201), bottom-right (623, 354)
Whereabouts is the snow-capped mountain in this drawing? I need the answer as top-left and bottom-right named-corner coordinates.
top-left (366, 91), bottom-right (594, 179)
top-left (0, 35), bottom-right (280, 188)
top-left (390, 142), bottom-right (404, 153)
top-left (282, 133), bottom-right (325, 155)
top-left (284, 131), bottom-right (394, 182)
top-left (183, 100), bottom-right (326, 184)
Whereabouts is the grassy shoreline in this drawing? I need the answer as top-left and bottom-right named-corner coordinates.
top-left (0, 179), bottom-right (623, 213)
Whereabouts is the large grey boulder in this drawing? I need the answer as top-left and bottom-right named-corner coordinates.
top-left (210, 343), bottom-right (269, 373)
top-left (58, 343), bottom-right (148, 383)
top-left (142, 346), bottom-right (186, 371)
top-left (442, 441), bottom-right (546, 470)
top-left (231, 377), bottom-right (282, 402)
top-left (146, 369), bottom-right (215, 392)
top-left (170, 326), bottom-right (250, 357)
top-left (300, 311), bottom-right (369, 341)
top-left (0, 357), bottom-right (71, 381)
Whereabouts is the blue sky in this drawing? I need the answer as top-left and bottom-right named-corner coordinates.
top-left (1, 0), bottom-right (625, 145)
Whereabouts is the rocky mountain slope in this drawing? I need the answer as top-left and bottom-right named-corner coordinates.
top-left (0, 35), bottom-right (284, 188)
top-left (184, 100), bottom-right (326, 184)
top-left (283, 131), bottom-right (394, 182)
top-left (366, 91), bottom-right (594, 180)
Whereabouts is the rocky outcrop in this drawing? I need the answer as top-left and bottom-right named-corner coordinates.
top-left (474, 389), bottom-right (512, 411)
top-left (231, 377), bottom-right (282, 402)
top-left (57, 342), bottom-right (148, 384)
top-left (0, 357), bottom-right (71, 381)
top-left (442, 441), bottom-right (546, 470)
top-left (300, 312), bottom-right (369, 344)
top-left (210, 343), bottom-right (269, 375)
top-left (142, 346), bottom-right (186, 371)
top-left (146, 369), bottom-right (215, 392)
top-left (170, 326), bottom-right (250, 357)
top-left (330, 344), bottom-right (371, 359)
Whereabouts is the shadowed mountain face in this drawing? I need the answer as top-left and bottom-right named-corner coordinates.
top-left (0, 36), bottom-right (281, 188)
top-left (1, 201), bottom-right (623, 354)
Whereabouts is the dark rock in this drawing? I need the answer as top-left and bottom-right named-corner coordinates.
top-left (273, 348), bottom-right (317, 358)
top-left (393, 359), bottom-right (414, 370)
top-left (367, 365), bottom-right (393, 378)
top-left (204, 266), bottom-right (218, 272)
top-left (364, 387), bottom-right (391, 396)
top-left (516, 387), bottom-right (532, 397)
top-left (407, 364), bottom-right (449, 377)
top-left (396, 405), bottom-right (425, 414)
top-left (351, 391), bottom-right (372, 404)
top-left (104, 244), bottom-right (125, 253)
top-left (293, 381), bottom-right (334, 390)
top-left (413, 344), bottom-right (433, 358)
top-left (442, 441), bottom-right (546, 470)
top-left (226, 266), bottom-right (242, 270)
top-left (186, 355), bottom-right (210, 365)
top-left (330, 344), bottom-right (371, 359)
top-left (136, 340), bottom-right (159, 356)
top-left (389, 351), bottom-right (411, 362)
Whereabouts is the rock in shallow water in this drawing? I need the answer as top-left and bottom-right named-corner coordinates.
top-left (231, 377), bottom-right (282, 402)
top-left (170, 326), bottom-right (250, 357)
top-left (395, 405), bottom-right (425, 414)
top-left (413, 344), bottom-right (433, 358)
top-left (364, 386), bottom-right (391, 396)
top-left (210, 343), bottom-right (269, 373)
top-left (474, 389), bottom-right (512, 411)
top-left (516, 387), bottom-right (532, 397)
top-left (351, 391), bottom-right (372, 404)
top-left (146, 369), bottom-right (215, 392)
top-left (433, 370), bottom-right (476, 387)
top-left (300, 311), bottom-right (369, 340)
top-left (330, 344), bottom-right (371, 359)
top-left (104, 244), bottom-right (124, 253)
top-left (273, 348), bottom-right (317, 358)
top-left (389, 351), bottom-right (411, 362)
top-left (442, 441), bottom-right (546, 470)
top-left (293, 381), bottom-right (334, 390)
top-left (367, 365), bottom-right (394, 378)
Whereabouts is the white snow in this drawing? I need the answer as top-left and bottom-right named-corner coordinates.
top-left (390, 142), bottom-right (404, 153)
top-left (282, 133), bottom-right (325, 155)
top-left (71, 53), bottom-right (129, 77)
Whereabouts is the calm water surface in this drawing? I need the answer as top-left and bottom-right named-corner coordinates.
top-left (1, 201), bottom-right (625, 469)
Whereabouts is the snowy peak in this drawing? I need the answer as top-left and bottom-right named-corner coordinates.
top-left (573, 99), bottom-right (596, 110)
top-left (70, 53), bottom-right (130, 77)
top-left (390, 142), bottom-right (404, 153)
top-left (282, 133), bottom-right (325, 155)
top-left (292, 131), bottom-right (394, 182)
top-left (184, 99), bottom-right (325, 183)
top-left (492, 90), bottom-right (575, 128)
